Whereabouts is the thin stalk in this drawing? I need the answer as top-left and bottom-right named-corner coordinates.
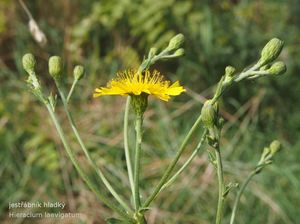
top-left (215, 146), bottom-right (225, 224)
top-left (133, 114), bottom-right (143, 211)
top-left (144, 114), bottom-right (203, 207)
top-left (45, 103), bottom-right (131, 220)
top-left (18, 0), bottom-right (34, 20)
top-left (234, 63), bottom-right (260, 82)
top-left (124, 97), bottom-right (135, 201)
top-left (66, 79), bottom-right (78, 103)
top-left (56, 85), bottom-right (132, 214)
top-left (230, 171), bottom-right (256, 224)
top-left (161, 129), bottom-right (207, 191)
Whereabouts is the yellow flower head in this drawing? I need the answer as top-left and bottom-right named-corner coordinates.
top-left (93, 70), bottom-right (185, 101)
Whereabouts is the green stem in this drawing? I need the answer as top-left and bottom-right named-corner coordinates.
top-left (234, 63), bottom-right (261, 82)
top-left (144, 114), bottom-right (203, 207)
top-left (134, 113), bottom-right (143, 211)
top-left (229, 171), bottom-right (256, 224)
top-left (66, 79), bottom-right (78, 103)
top-left (124, 97), bottom-right (135, 203)
top-left (161, 129), bottom-right (207, 191)
top-left (45, 103), bottom-right (131, 220)
top-left (56, 85), bottom-right (132, 214)
top-left (215, 145), bottom-right (225, 224)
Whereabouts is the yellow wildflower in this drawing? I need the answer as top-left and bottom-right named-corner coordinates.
top-left (93, 70), bottom-right (185, 101)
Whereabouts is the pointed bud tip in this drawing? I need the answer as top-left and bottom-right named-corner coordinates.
top-left (259, 38), bottom-right (284, 66)
top-left (168, 33), bottom-right (185, 51)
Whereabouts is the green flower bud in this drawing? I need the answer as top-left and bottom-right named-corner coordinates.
top-left (167, 33), bottom-right (184, 51)
top-left (22, 53), bottom-right (36, 74)
top-left (270, 140), bottom-right (281, 155)
top-left (49, 56), bottom-right (62, 80)
top-left (267, 61), bottom-right (287, 76)
top-left (174, 48), bottom-right (185, 57)
top-left (225, 66), bottom-right (236, 77)
top-left (73, 65), bottom-right (85, 81)
top-left (258, 38), bottom-right (284, 66)
top-left (201, 100), bottom-right (219, 129)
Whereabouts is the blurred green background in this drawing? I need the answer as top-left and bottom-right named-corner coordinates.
top-left (0, 0), bottom-right (299, 223)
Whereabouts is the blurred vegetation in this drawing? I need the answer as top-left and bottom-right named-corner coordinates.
top-left (0, 0), bottom-right (299, 223)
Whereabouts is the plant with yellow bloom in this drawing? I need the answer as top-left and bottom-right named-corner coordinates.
top-left (23, 34), bottom-right (286, 224)
top-left (93, 69), bottom-right (185, 101)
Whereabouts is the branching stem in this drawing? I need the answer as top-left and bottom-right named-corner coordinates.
top-left (161, 130), bottom-right (207, 191)
top-left (144, 114), bottom-right (203, 207)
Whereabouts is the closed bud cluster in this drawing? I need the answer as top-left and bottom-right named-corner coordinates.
top-left (49, 56), bottom-right (62, 81)
top-left (167, 33), bottom-right (185, 51)
top-left (256, 140), bottom-right (281, 173)
top-left (258, 38), bottom-right (284, 66)
top-left (22, 53), bottom-right (36, 74)
top-left (266, 61), bottom-right (287, 76)
top-left (73, 65), bottom-right (85, 81)
top-left (22, 53), bottom-right (45, 102)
